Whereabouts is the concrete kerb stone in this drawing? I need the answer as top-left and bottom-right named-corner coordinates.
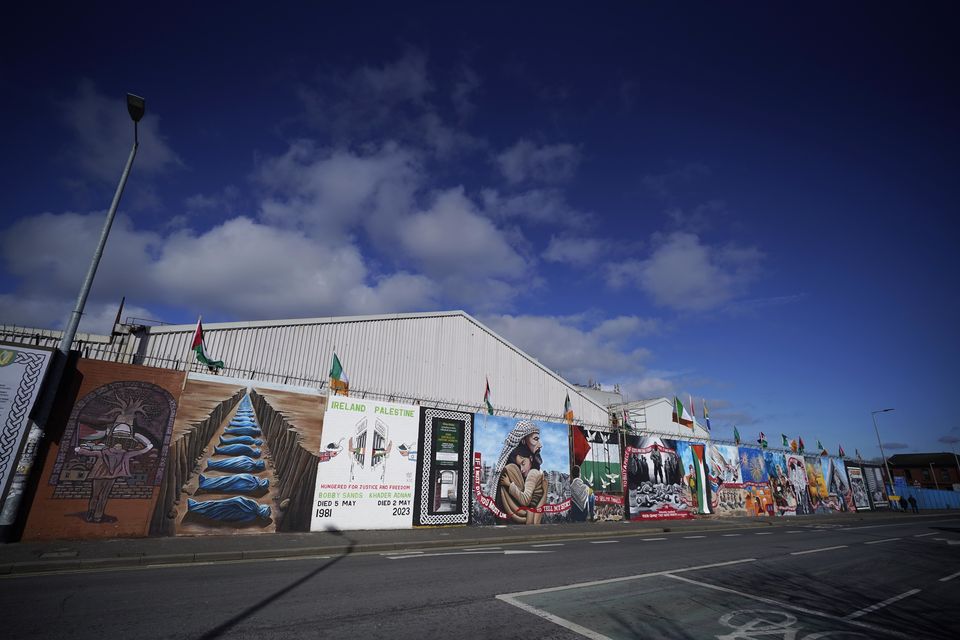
top-left (11, 559), bottom-right (82, 573)
top-left (141, 553), bottom-right (196, 566)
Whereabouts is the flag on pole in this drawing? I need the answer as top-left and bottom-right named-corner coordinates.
top-left (191, 318), bottom-right (224, 370)
top-left (672, 396), bottom-right (694, 428)
top-left (856, 448), bottom-right (862, 461)
top-left (702, 399), bottom-right (711, 431)
top-left (689, 395), bottom-right (697, 429)
top-left (790, 439), bottom-right (798, 453)
top-left (572, 425), bottom-right (591, 466)
top-left (781, 433), bottom-right (790, 448)
top-left (484, 378), bottom-right (494, 415)
top-left (622, 408), bottom-right (630, 429)
top-left (798, 437), bottom-right (805, 454)
top-left (329, 352), bottom-right (349, 396)
top-left (733, 426), bottom-right (741, 445)
top-left (838, 444), bottom-right (846, 458)
top-left (564, 393), bottom-right (574, 423)
top-left (758, 431), bottom-right (768, 449)
top-left (817, 439), bottom-right (828, 456)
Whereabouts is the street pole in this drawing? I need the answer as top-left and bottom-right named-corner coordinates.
top-left (58, 94), bottom-right (144, 356)
top-left (871, 408), bottom-right (895, 493)
top-left (930, 462), bottom-right (940, 490)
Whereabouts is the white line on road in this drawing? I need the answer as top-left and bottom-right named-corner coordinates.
top-left (786, 530), bottom-right (804, 534)
top-left (940, 570), bottom-right (960, 582)
top-left (844, 589), bottom-right (921, 620)
top-left (790, 545), bottom-right (848, 556)
top-left (842, 517), bottom-right (960, 530)
top-left (722, 534), bottom-right (741, 537)
top-left (640, 537), bottom-right (666, 541)
top-left (589, 540), bottom-right (619, 544)
top-left (462, 547), bottom-right (500, 551)
top-left (865, 538), bottom-right (901, 545)
top-left (388, 549), bottom-right (553, 559)
top-left (531, 543), bottom-right (564, 547)
top-left (379, 550), bottom-right (423, 555)
top-left (496, 595), bottom-right (612, 640)
top-left (683, 535), bottom-right (706, 539)
top-left (665, 573), bottom-right (910, 639)
top-left (754, 532), bottom-right (773, 535)
top-left (914, 532), bottom-right (936, 537)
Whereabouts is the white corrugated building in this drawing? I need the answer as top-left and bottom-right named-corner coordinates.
top-left (1, 310), bottom-right (610, 425)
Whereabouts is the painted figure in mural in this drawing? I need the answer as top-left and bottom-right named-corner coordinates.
top-left (651, 447), bottom-right (664, 483)
top-left (569, 465), bottom-right (595, 522)
top-left (788, 457), bottom-right (812, 515)
top-left (491, 420), bottom-right (548, 524)
top-left (74, 433), bottom-right (153, 522)
top-left (685, 464), bottom-right (699, 510)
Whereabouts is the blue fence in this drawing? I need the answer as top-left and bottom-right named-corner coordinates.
top-left (894, 486), bottom-right (960, 510)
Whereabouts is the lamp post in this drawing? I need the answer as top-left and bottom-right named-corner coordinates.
top-left (58, 93), bottom-right (144, 356)
top-left (871, 408), bottom-right (895, 492)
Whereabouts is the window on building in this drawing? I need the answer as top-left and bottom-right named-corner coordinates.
top-left (904, 469), bottom-right (913, 481)
top-left (922, 469), bottom-right (930, 481)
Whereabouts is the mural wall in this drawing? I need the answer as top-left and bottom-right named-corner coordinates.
top-left (861, 463), bottom-right (889, 509)
top-left (763, 451), bottom-right (796, 516)
top-left (676, 441), bottom-right (713, 515)
top-left (707, 444), bottom-right (747, 516)
top-left (786, 453), bottom-right (813, 515)
top-left (413, 407), bottom-right (473, 526)
top-left (579, 427), bottom-right (623, 521)
top-left (473, 414), bottom-right (571, 524)
top-left (846, 465), bottom-right (870, 511)
top-left (740, 447), bottom-right (773, 516)
top-left (23, 359), bottom-right (184, 540)
top-left (624, 435), bottom-right (690, 520)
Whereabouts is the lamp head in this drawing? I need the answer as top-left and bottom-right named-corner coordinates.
top-left (126, 94), bottom-right (145, 123)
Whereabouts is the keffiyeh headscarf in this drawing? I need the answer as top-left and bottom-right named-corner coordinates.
top-left (492, 419), bottom-right (540, 482)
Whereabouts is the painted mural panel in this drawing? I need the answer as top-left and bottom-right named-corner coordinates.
top-left (311, 398), bottom-right (419, 531)
top-left (0, 344), bottom-right (53, 525)
top-left (763, 451), bottom-right (797, 516)
top-left (804, 455), bottom-right (833, 513)
top-left (821, 456), bottom-right (855, 512)
top-left (578, 427), bottom-right (623, 521)
top-left (676, 440), bottom-right (713, 515)
top-left (847, 465), bottom-right (871, 511)
top-left (707, 443), bottom-right (747, 516)
top-left (624, 435), bottom-right (690, 520)
top-left (23, 360), bottom-right (184, 540)
top-left (473, 414), bottom-right (571, 524)
top-left (786, 454), bottom-right (814, 515)
top-left (740, 447), bottom-right (773, 516)
top-left (862, 464), bottom-right (889, 508)
top-left (413, 407), bottom-right (472, 526)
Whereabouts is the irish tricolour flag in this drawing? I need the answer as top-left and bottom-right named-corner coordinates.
top-left (329, 352), bottom-right (349, 396)
top-left (191, 318), bottom-right (224, 370)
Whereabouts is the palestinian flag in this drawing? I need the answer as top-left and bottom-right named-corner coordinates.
top-left (781, 433), bottom-right (790, 448)
top-left (758, 431), bottom-right (768, 449)
top-left (191, 318), bottom-right (224, 370)
top-left (838, 444), bottom-right (846, 458)
top-left (329, 352), bottom-right (349, 396)
top-left (689, 443), bottom-right (713, 515)
top-left (733, 426), bottom-right (741, 445)
top-left (672, 396), bottom-right (694, 428)
top-left (564, 392), bottom-right (574, 423)
top-left (572, 425), bottom-right (591, 466)
top-left (484, 378), bottom-right (494, 415)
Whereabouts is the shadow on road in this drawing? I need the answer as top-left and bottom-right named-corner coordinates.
top-left (197, 526), bottom-right (355, 640)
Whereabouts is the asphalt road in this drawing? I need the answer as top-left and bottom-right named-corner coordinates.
top-left (3, 515), bottom-right (959, 639)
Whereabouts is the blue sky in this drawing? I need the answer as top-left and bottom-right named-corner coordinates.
top-left (2, 3), bottom-right (957, 458)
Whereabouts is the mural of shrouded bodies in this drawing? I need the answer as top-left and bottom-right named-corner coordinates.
top-left (624, 435), bottom-right (690, 520)
top-left (764, 451), bottom-right (798, 516)
top-left (675, 441), bottom-right (713, 515)
top-left (739, 447), bottom-right (774, 516)
top-left (578, 427), bottom-right (623, 521)
top-left (23, 360), bottom-right (182, 540)
top-left (473, 414), bottom-right (571, 525)
top-left (706, 443), bottom-right (747, 516)
top-left (311, 398), bottom-right (419, 531)
top-left (847, 466), bottom-right (871, 511)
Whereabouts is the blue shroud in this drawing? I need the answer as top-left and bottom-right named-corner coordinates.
top-left (206, 456), bottom-right (265, 472)
top-left (187, 496), bottom-right (271, 522)
top-left (224, 426), bottom-right (262, 436)
top-left (229, 418), bottom-right (257, 427)
top-left (219, 435), bottom-right (262, 446)
top-left (198, 473), bottom-right (269, 494)
top-left (213, 443), bottom-right (262, 457)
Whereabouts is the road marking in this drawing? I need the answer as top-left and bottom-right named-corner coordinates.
top-left (665, 573), bottom-right (910, 639)
top-left (786, 530), bottom-right (803, 534)
top-left (842, 517), bottom-right (960, 530)
top-left (939, 570), bottom-right (960, 582)
top-left (844, 589), bottom-right (921, 620)
top-left (722, 534), bottom-right (742, 537)
top-left (865, 538), bottom-right (901, 545)
top-left (683, 535), bottom-right (706, 539)
top-left (589, 540), bottom-right (619, 544)
top-left (790, 545), bottom-right (848, 556)
top-left (379, 550), bottom-right (423, 555)
top-left (498, 558), bottom-right (756, 598)
top-left (754, 532), bottom-right (773, 535)
top-left (462, 547), bottom-right (500, 551)
top-left (388, 549), bottom-right (553, 559)
top-left (913, 532), bottom-right (936, 537)
top-left (531, 543), bottom-right (564, 547)
top-left (496, 595), bottom-right (612, 640)
top-left (640, 537), bottom-right (666, 541)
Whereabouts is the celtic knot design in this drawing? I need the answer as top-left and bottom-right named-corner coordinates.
top-left (0, 351), bottom-right (49, 486)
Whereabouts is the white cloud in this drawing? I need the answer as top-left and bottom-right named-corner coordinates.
top-left (61, 80), bottom-right (182, 184)
top-left (481, 188), bottom-right (590, 228)
top-left (608, 232), bottom-right (763, 311)
top-left (495, 139), bottom-right (580, 185)
top-left (543, 235), bottom-right (608, 266)
top-left (451, 65), bottom-right (481, 120)
top-left (482, 313), bottom-right (653, 384)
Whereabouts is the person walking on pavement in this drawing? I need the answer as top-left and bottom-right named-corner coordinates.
top-left (908, 495), bottom-right (919, 513)
top-left (899, 495), bottom-right (909, 512)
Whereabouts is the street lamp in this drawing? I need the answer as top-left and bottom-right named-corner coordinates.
top-left (58, 93), bottom-right (144, 356)
top-left (872, 408), bottom-right (895, 492)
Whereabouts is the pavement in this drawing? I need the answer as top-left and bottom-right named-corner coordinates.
top-left (1, 509), bottom-right (948, 575)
